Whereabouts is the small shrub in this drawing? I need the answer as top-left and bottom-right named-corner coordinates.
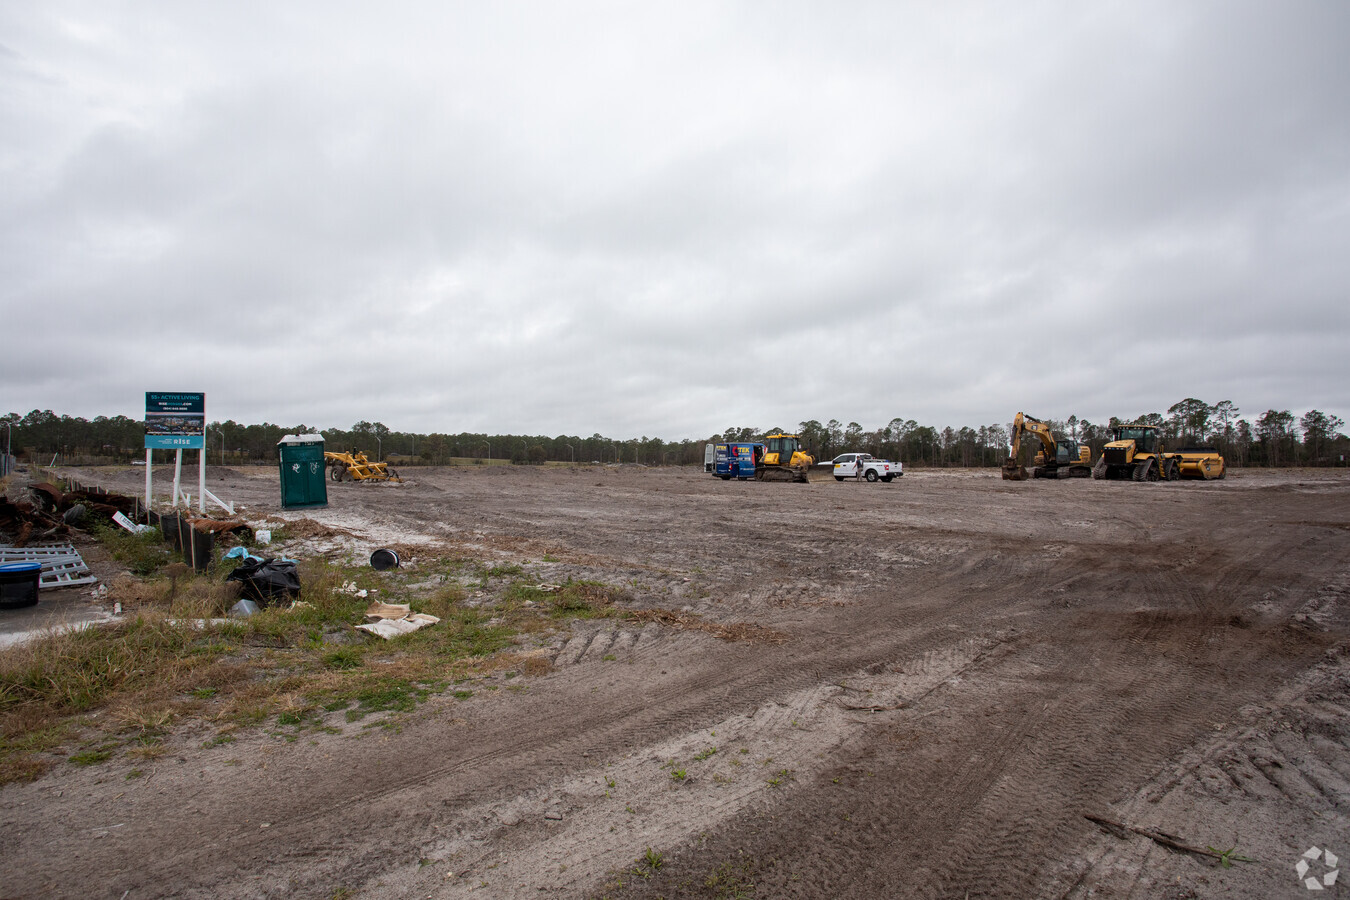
top-left (89, 522), bottom-right (171, 576)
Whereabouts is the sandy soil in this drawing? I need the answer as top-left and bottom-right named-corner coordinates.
top-left (3, 464), bottom-right (1348, 899)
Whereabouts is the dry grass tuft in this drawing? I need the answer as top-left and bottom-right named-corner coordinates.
top-left (629, 608), bottom-right (790, 644)
top-left (522, 654), bottom-right (554, 677)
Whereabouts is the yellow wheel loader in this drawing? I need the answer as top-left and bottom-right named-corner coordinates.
top-left (324, 450), bottom-right (402, 483)
top-left (1002, 413), bottom-right (1092, 480)
top-left (1092, 424), bottom-right (1178, 482)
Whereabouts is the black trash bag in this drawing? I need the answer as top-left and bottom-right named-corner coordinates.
top-left (225, 558), bottom-right (301, 607)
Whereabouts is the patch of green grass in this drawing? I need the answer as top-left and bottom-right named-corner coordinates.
top-left (694, 746), bottom-right (717, 761)
top-left (705, 859), bottom-right (757, 898)
top-left (505, 582), bottom-right (549, 605)
top-left (324, 675), bottom-right (446, 722)
top-left (1208, 845), bottom-right (1257, 867)
top-left (0, 721), bottom-right (69, 785)
top-left (88, 521), bottom-right (172, 576)
top-left (452, 690), bottom-right (473, 701)
top-left (321, 647), bottom-right (364, 670)
top-left (0, 615), bottom-right (211, 714)
top-left (671, 768), bottom-right (687, 781)
top-left (633, 847), bottom-right (664, 878)
top-left (398, 607), bottom-right (516, 660)
top-left (549, 581), bottom-right (625, 619)
top-left (484, 563), bottom-right (524, 578)
top-left (0, 553), bottom-right (636, 786)
top-left (70, 748), bottom-right (113, 766)
top-left (276, 708), bottom-right (318, 727)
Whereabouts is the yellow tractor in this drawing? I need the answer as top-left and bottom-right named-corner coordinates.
top-left (1003, 413), bottom-right (1092, 480)
top-left (1092, 424), bottom-right (1178, 481)
top-left (755, 433), bottom-right (815, 483)
top-left (324, 450), bottom-right (402, 483)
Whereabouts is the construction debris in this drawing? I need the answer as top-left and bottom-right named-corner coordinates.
top-left (112, 511), bottom-right (150, 534)
top-left (356, 613), bottom-right (439, 640)
top-left (356, 599), bottom-right (439, 639)
top-left (224, 558), bottom-right (301, 606)
top-left (365, 601), bottom-right (410, 619)
top-left (0, 543), bottom-right (96, 590)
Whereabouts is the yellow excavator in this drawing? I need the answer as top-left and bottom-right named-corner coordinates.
top-left (1003, 413), bottom-right (1092, 481)
top-left (755, 433), bottom-right (815, 483)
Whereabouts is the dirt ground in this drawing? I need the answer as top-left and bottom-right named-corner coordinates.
top-left (3, 464), bottom-right (1349, 899)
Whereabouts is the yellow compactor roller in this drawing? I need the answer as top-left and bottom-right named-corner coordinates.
top-left (1168, 447), bottom-right (1226, 480)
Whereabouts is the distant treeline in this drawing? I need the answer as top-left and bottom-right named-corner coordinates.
top-left (2, 399), bottom-right (1345, 468)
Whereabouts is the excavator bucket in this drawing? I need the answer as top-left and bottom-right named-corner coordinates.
top-left (1001, 460), bottom-right (1028, 481)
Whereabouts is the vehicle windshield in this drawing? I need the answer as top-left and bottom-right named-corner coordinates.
top-left (1113, 427), bottom-right (1157, 453)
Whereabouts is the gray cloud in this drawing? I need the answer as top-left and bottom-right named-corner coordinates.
top-left (2, 1), bottom-right (1347, 438)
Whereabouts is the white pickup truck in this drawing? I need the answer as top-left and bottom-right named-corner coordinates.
top-left (831, 452), bottom-right (902, 482)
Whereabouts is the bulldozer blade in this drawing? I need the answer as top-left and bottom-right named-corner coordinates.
top-left (803, 463), bottom-right (831, 484)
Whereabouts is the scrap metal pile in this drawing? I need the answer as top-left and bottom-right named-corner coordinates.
top-left (0, 481), bottom-right (139, 546)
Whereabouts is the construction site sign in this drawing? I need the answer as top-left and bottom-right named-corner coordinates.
top-left (145, 392), bottom-right (205, 449)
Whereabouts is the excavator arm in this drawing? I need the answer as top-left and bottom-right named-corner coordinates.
top-left (1002, 413), bottom-right (1060, 481)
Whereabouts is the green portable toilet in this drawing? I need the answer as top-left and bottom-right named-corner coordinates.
top-left (277, 434), bottom-right (328, 509)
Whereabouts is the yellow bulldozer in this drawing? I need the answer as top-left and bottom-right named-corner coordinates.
top-left (324, 450), bottom-right (402, 483)
top-left (1002, 413), bottom-right (1092, 480)
top-left (755, 433), bottom-right (815, 483)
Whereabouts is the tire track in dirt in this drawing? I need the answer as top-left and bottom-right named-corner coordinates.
top-left (12, 467), bottom-right (1348, 900)
top-left (359, 637), bottom-right (1009, 899)
top-left (1059, 643), bottom-right (1350, 900)
top-left (82, 564), bottom-right (1024, 900)
top-left (599, 548), bottom-right (1345, 899)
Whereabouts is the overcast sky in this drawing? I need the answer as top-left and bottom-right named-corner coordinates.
top-left (2, 2), bottom-right (1347, 439)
